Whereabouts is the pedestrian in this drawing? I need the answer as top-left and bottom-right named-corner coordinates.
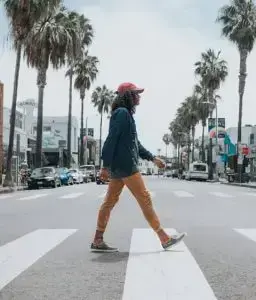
top-left (91, 82), bottom-right (187, 252)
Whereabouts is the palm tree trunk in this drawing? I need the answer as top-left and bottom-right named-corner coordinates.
top-left (201, 124), bottom-right (205, 162)
top-left (192, 125), bottom-right (195, 162)
top-left (3, 43), bottom-right (22, 187)
top-left (79, 94), bottom-right (85, 166)
top-left (67, 72), bottom-right (73, 168)
top-left (35, 68), bottom-right (46, 168)
top-left (237, 49), bottom-right (248, 145)
top-left (99, 111), bottom-right (103, 168)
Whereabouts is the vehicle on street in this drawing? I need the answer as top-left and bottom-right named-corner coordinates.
top-left (185, 162), bottom-right (208, 181)
top-left (69, 169), bottom-right (84, 184)
top-left (96, 171), bottom-right (109, 184)
top-left (80, 165), bottom-right (96, 182)
top-left (79, 169), bottom-right (91, 183)
top-left (58, 168), bottom-right (74, 185)
top-left (27, 167), bottom-right (61, 189)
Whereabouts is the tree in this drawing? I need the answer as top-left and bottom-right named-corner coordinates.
top-left (2, 0), bottom-right (61, 186)
top-left (66, 13), bottom-right (93, 168)
top-left (91, 85), bottom-right (115, 168)
top-left (24, 5), bottom-right (82, 167)
top-left (162, 133), bottom-right (171, 160)
top-left (73, 52), bottom-right (99, 166)
top-left (217, 0), bottom-right (256, 146)
top-left (195, 49), bottom-right (228, 109)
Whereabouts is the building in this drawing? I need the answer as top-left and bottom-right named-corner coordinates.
top-left (138, 158), bottom-right (158, 175)
top-left (32, 116), bottom-right (79, 166)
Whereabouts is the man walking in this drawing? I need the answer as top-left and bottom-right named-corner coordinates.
top-left (91, 82), bottom-right (186, 252)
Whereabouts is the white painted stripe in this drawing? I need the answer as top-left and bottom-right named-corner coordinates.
top-left (122, 228), bottom-right (217, 300)
top-left (0, 195), bottom-right (13, 199)
top-left (209, 192), bottom-right (233, 198)
top-left (0, 229), bottom-right (77, 290)
top-left (243, 192), bottom-right (256, 197)
top-left (173, 190), bottom-right (194, 197)
top-left (60, 192), bottom-right (84, 199)
top-left (17, 194), bottom-right (48, 201)
top-left (234, 228), bottom-right (256, 243)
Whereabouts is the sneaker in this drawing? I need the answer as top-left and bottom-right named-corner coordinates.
top-left (90, 241), bottom-right (118, 253)
top-left (162, 232), bottom-right (187, 250)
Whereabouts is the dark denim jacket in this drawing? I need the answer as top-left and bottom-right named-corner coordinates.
top-left (101, 107), bottom-right (154, 178)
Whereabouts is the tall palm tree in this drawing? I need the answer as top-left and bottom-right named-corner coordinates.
top-left (195, 49), bottom-right (228, 107)
top-left (24, 5), bottom-right (82, 167)
top-left (162, 133), bottom-right (171, 160)
top-left (194, 82), bottom-right (209, 162)
top-left (2, 0), bottom-right (61, 186)
top-left (217, 0), bottom-right (256, 146)
top-left (91, 85), bottom-right (115, 168)
top-left (66, 14), bottom-right (93, 168)
top-left (73, 52), bottom-right (99, 166)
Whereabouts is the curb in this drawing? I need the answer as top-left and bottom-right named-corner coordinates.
top-left (220, 182), bottom-right (256, 189)
top-left (0, 186), bottom-right (27, 194)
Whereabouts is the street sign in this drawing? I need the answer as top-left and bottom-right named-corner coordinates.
top-left (208, 118), bottom-right (225, 132)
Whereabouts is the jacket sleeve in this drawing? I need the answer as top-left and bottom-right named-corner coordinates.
top-left (138, 140), bottom-right (155, 161)
top-left (101, 108), bottom-right (130, 168)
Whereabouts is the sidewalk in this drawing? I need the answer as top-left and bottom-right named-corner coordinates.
top-left (0, 185), bottom-right (27, 194)
top-left (220, 181), bottom-right (256, 189)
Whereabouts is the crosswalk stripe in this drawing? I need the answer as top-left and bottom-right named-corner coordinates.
top-left (0, 229), bottom-right (77, 290)
top-left (243, 192), bottom-right (256, 197)
top-left (122, 228), bottom-right (217, 300)
top-left (60, 192), bottom-right (84, 199)
top-left (0, 195), bottom-right (13, 199)
top-left (173, 190), bottom-right (194, 197)
top-left (234, 228), bottom-right (256, 243)
top-left (209, 192), bottom-right (233, 198)
top-left (17, 194), bottom-right (48, 201)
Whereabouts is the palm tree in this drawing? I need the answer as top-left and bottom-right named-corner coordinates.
top-left (195, 49), bottom-right (228, 107)
top-left (217, 0), bottom-right (256, 146)
top-left (2, 0), bottom-right (61, 186)
top-left (162, 133), bottom-right (171, 160)
top-left (91, 85), bottom-right (115, 168)
top-left (73, 52), bottom-right (99, 166)
top-left (194, 82), bottom-right (209, 162)
top-left (66, 13), bottom-right (93, 168)
top-left (24, 5), bottom-right (82, 168)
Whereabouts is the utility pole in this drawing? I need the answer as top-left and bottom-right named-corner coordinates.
top-left (0, 82), bottom-right (3, 184)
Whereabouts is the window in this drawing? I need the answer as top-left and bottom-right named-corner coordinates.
top-left (43, 126), bottom-right (51, 132)
top-left (250, 133), bottom-right (255, 145)
top-left (193, 164), bottom-right (206, 172)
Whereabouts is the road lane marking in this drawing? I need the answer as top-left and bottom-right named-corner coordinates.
top-left (0, 229), bottom-right (77, 290)
top-left (173, 190), bottom-right (194, 197)
top-left (0, 195), bottom-right (13, 199)
top-left (60, 192), bottom-right (84, 199)
top-left (17, 194), bottom-right (48, 200)
top-left (243, 192), bottom-right (256, 197)
top-left (122, 228), bottom-right (217, 300)
top-left (209, 192), bottom-right (233, 198)
top-left (234, 228), bottom-right (256, 243)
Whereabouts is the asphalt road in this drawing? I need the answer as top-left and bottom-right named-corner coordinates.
top-left (1, 177), bottom-right (256, 300)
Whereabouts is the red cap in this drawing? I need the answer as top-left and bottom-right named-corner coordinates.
top-left (117, 82), bottom-right (144, 95)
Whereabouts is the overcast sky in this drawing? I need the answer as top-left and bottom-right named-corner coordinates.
top-left (1, 0), bottom-right (256, 154)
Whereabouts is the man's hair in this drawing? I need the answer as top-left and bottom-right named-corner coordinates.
top-left (111, 90), bottom-right (137, 114)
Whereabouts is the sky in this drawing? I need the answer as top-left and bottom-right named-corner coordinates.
top-left (1, 0), bottom-right (256, 154)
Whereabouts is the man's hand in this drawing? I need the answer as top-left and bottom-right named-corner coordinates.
top-left (153, 157), bottom-right (165, 169)
top-left (99, 168), bottom-right (109, 181)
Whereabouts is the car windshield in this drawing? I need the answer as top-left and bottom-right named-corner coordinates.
top-left (193, 164), bottom-right (206, 172)
top-left (32, 167), bottom-right (54, 176)
top-left (69, 169), bottom-right (77, 173)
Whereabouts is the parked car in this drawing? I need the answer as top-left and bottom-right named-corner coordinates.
top-left (80, 165), bottom-right (96, 182)
top-left (69, 169), bottom-right (84, 184)
top-left (79, 169), bottom-right (91, 183)
top-left (58, 168), bottom-right (74, 185)
top-left (96, 171), bottom-right (109, 185)
top-left (185, 162), bottom-right (208, 181)
top-left (28, 167), bottom-right (61, 189)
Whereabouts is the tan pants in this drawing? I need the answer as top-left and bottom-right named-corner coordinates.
top-left (96, 172), bottom-right (162, 232)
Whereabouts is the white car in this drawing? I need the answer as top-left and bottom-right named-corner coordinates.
top-left (69, 169), bottom-right (84, 184)
top-left (185, 162), bottom-right (208, 181)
